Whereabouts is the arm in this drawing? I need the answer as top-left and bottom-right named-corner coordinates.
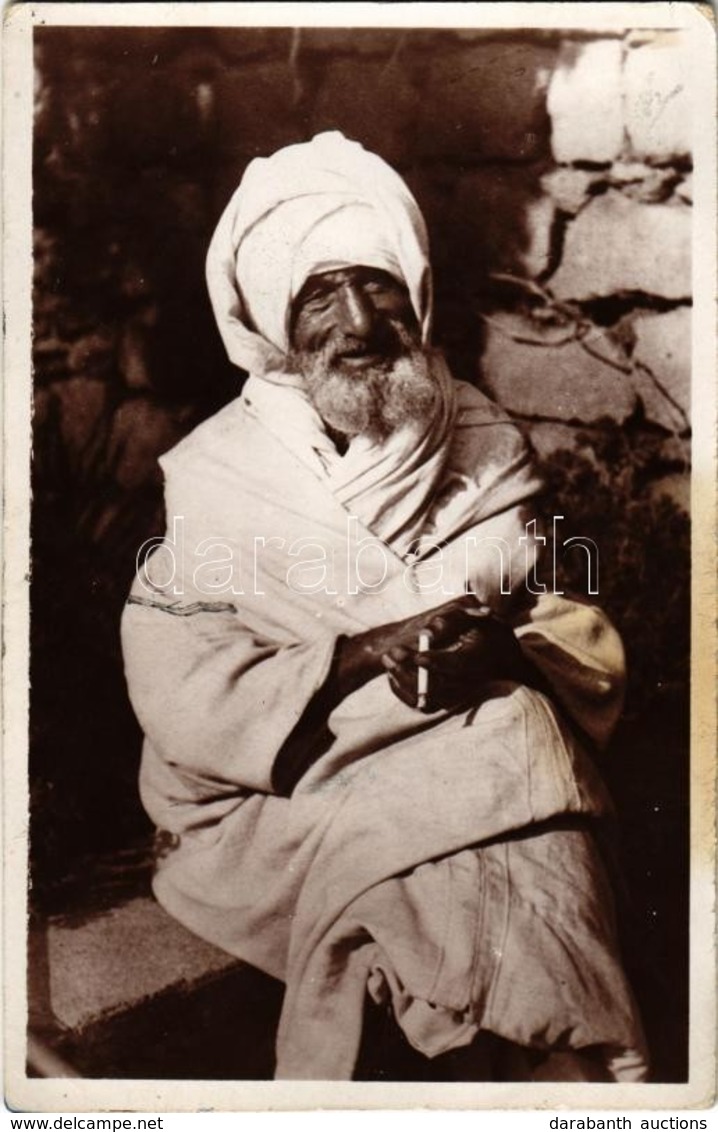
top-left (122, 581), bottom-right (505, 800)
top-left (121, 588), bottom-right (341, 798)
top-left (271, 594), bottom-right (551, 794)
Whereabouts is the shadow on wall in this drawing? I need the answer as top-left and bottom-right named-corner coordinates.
top-left (31, 25), bottom-right (690, 1081)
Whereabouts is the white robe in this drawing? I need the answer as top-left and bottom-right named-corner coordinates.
top-left (121, 371), bottom-right (647, 1080)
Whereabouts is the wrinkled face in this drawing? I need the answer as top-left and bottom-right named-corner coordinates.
top-left (290, 265), bottom-right (419, 363)
top-left (288, 266), bottom-right (436, 444)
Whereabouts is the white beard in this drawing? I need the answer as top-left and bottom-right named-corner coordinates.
top-left (290, 326), bottom-right (439, 445)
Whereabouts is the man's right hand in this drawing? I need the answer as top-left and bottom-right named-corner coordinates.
top-left (333, 594), bottom-right (485, 702)
top-left (274, 594), bottom-right (522, 794)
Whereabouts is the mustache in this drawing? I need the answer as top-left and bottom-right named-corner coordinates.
top-left (324, 319), bottom-right (418, 368)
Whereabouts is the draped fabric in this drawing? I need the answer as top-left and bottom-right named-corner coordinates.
top-left (121, 378), bottom-right (645, 1080)
top-left (121, 130), bottom-right (646, 1081)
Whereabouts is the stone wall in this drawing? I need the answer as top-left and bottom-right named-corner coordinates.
top-left (32, 25), bottom-right (691, 1078)
top-left (34, 27), bottom-right (691, 473)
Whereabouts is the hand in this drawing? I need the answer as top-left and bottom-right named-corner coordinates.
top-left (378, 594), bottom-right (487, 654)
top-left (276, 597), bottom-right (541, 795)
top-left (332, 594), bottom-right (483, 698)
top-left (381, 612), bottom-right (526, 713)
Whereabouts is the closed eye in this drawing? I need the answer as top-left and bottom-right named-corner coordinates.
top-left (363, 279), bottom-right (392, 295)
top-left (297, 290), bottom-right (333, 314)
top-left (360, 271), bottom-right (407, 300)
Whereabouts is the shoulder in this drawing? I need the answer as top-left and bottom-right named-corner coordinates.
top-left (159, 392), bottom-right (289, 490)
top-left (156, 389), bottom-right (305, 526)
top-left (159, 396), bottom-right (249, 476)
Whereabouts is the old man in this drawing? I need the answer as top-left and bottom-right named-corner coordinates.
top-left (121, 132), bottom-right (647, 1082)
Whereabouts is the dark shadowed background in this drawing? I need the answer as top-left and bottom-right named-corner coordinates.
top-left (30, 25), bottom-right (691, 1080)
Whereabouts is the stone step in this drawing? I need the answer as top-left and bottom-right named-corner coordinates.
top-left (29, 886), bottom-right (284, 1079)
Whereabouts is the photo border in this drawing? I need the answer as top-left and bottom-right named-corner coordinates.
top-left (3, 0), bottom-right (716, 1113)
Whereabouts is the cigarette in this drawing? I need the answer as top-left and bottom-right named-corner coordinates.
top-left (417, 629), bottom-right (432, 710)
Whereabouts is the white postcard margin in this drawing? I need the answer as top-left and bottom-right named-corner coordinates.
top-left (2, 0), bottom-right (716, 1114)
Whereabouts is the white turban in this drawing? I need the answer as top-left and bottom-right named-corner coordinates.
top-left (205, 132), bottom-right (433, 377)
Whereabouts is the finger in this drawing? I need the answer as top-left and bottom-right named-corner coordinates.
top-left (387, 670), bottom-right (416, 707)
top-left (425, 614), bottom-right (454, 643)
top-left (426, 607), bottom-right (478, 642)
top-left (384, 652), bottom-right (418, 685)
top-left (383, 658), bottom-right (418, 693)
top-left (458, 627), bottom-right (490, 648)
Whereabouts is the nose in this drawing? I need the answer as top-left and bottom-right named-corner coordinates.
top-left (336, 282), bottom-right (375, 340)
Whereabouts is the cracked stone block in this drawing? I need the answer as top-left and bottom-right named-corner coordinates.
top-left (618, 168), bottom-right (679, 203)
top-left (631, 307), bottom-right (691, 428)
top-left (522, 196), bottom-right (557, 277)
top-left (454, 167), bottom-right (556, 278)
top-left (607, 162), bottom-right (680, 202)
top-left (311, 59), bottom-right (418, 167)
top-left (547, 40), bottom-right (624, 164)
top-left (547, 191), bottom-right (690, 301)
top-left (419, 42), bottom-right (555, 160)
top-left (631, 369), bottom-right (688, 433)
top-left (610, 161), bottom-right (649, 183)
top-left (540, 168), bottom-right (600, 215)
top-left (43, 897), bottom-right (238, 1031)
top-left (623, 35), bottom-right (691, 162)
top-left (479, 313), bottom-right (637, 423)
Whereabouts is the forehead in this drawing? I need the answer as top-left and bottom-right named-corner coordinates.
top-left (294, 265), bottom-right (407, 301)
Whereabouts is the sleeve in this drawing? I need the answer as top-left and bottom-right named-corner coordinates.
top-left (121, 575), bottom-right (339, 797)
top-left (513, 592), bottom-right (626, 749)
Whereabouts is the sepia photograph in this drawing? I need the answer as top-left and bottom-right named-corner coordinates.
top-left (3, 0), bottom-right (716, 1114)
